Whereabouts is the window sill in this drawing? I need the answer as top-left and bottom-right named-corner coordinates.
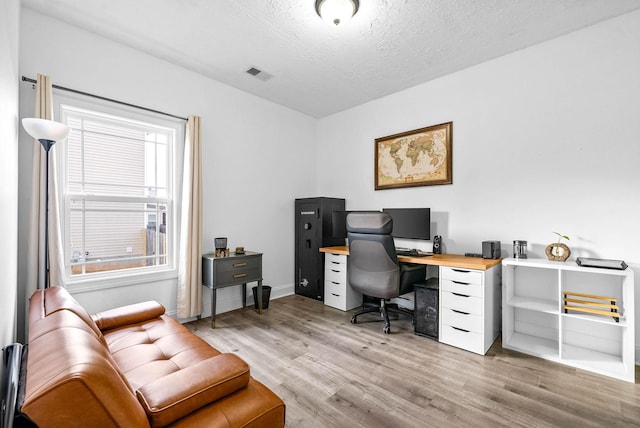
top-left (65, 267), bottom-right (178, 293)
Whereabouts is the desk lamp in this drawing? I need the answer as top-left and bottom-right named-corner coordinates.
top-left (22, 118), bottom-right (70, 289)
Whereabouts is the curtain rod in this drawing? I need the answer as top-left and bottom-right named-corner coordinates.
top-left (21, 76), bottom-right (188, 121)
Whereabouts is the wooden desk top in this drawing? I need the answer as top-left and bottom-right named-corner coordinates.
top-left (319, 246), bottom-right (502, 270)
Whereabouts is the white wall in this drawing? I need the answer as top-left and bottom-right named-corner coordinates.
top-left (0, 0), bottom-right (20, 352)
top-left (18, 9), bottom-right (316, 322)
top-left (16, 7), bottom-right (640, 357)
top-left (316, 11), bottom-right (640, 351)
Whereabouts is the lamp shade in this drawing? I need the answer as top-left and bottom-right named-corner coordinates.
top-left (316, 0), bottom-right (359, 26)
top-left (22, 118), bottom-right (70, 142)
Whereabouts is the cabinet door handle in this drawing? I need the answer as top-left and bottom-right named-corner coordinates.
top-left (452, 309), bottom-right (470, 315)
top-left (452, 280), bottom-right (471, 285)
top-left (233, 273), bottom-right (247, 278)
top-left (452, 292), bottom-right (470, 297)
top-left (452, 326), bottom-right (470, 333)
top-left (233, 262), bottom-right (247, 268)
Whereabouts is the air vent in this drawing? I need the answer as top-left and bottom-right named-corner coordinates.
top-left (245, 66), bottom-right (273, 82)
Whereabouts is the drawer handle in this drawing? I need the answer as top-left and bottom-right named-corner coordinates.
top-left (331, 269), bottom-right (340, 273)
top-left (233, 262), bottom-right (247, 268)
top-left (331, 293), bottom-right (340, 297)
top-left (452, 292), bottom-right (470, 298)
top-left (331, 281), bottom-right (340, 285)
top-left (233, 273), bottom-right (247, 278)
top-left (452, 326), bottom-right (470, 333)
top-left (451, 309), bottom-right (470, 315)
top-left (452, 269), bottom-right (470, 273)
top-left (452, 280), bottom-right (471, 285)
top-left (331, 261), bottom-right (340, 264)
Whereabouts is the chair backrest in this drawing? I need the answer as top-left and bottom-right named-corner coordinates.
top-left (346, 212), bottom-right (400, 299)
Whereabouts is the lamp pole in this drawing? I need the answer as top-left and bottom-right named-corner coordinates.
top-left (39, 139), bottom-right (55, 289)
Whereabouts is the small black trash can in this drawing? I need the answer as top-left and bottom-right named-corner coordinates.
top-left (252, 285), bottom-right (272, 310)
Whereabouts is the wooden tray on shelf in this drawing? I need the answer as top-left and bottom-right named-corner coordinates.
top-left (563, 291), bottom-right (620, 323)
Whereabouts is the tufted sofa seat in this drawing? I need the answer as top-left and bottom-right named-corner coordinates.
top-left (19, 286), bottom-right (285, 427)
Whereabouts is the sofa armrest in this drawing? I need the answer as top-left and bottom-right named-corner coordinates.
top-left (92, 301), bottom-right (165, 331)
top-left (136, 353), bottom-right (250, 427)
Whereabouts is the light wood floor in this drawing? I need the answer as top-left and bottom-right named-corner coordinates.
top-left (187, 295), bottom-right (640, 427)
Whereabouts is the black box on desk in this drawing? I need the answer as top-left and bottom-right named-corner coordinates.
top-left (414, 278), bottom-right (439, 340)
top-left (482, 240), bottom-right (501, 259)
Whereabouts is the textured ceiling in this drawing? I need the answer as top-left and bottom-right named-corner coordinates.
top-left (22, 0), bottom-right (640, 118)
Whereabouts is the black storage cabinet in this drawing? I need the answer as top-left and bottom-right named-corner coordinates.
top-left (294, 197), bottom-right (345, 301)
top-left (414, 278), bottom-right (439, 340)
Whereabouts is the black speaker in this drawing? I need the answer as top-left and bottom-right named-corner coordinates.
top-left (433, 235), bottom-right (442, 254)
top-left (482, 240), bottom-right (501, 259)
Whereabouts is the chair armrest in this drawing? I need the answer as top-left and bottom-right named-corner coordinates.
top-left (92, 301), bottom-right (165, 331)
top-left (136, 353), bottom-right (250, 427)
top-left (399, 263), bottom-right (427, 294)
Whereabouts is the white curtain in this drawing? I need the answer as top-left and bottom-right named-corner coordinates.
top-left (25, 73), bottom-right (65, 293)
top-left (177, 116), bottom-right (203, 318)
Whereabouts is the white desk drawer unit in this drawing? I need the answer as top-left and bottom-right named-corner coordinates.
top-left (324, 253), bottom-right (362, 311)
top-left (441, 290), bottom-right (483, 314)
top-left (441, 307), bottom-right (482, 333)
top-left (439, 266), bottom-right (500, 355)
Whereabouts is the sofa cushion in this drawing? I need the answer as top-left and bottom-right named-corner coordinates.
top-left (168, 379), bottom-right (286, 428)
top-left (103, 316), bottom-right (221, 390)
top-left (92, 301), bottom-right (166, 331)
top-left (136, 354), bottom-right (250, 427)
top-left (22, 326), bottom-right (149, 428)
top-left (29, 286), bottom-right (105, 344)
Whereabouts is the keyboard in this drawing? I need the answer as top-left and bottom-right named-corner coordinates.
top-left (396, 249), bottom-right (433, 257)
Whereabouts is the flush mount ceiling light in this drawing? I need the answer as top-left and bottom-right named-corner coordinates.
top-left (315, 0), bottom-right (359, 26)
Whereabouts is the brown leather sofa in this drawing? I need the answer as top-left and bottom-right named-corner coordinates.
top-left (18, 286), bottom-right (285, 427)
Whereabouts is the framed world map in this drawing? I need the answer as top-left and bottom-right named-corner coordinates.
top-left (374, 122), bottom-right (452, 190)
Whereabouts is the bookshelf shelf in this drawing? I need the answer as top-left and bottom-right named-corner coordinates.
top-left (502, 258), bottom-right (635, 383)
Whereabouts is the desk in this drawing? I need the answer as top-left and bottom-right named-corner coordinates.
top-left (319, 246), bottom-right (501, 270)
top-left (319, 246), bottom-right (502, 355)
top-left (202, 251), bottom-right (263, 328)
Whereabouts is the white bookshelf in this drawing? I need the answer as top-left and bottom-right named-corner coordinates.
top-left (502, 258), bottom-right (635, 383)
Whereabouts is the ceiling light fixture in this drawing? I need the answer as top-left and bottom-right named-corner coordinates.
top-left (315, 0), bottom-right (359, 26)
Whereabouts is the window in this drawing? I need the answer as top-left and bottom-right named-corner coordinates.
top-left (59, 104), bottom-right (182, 284)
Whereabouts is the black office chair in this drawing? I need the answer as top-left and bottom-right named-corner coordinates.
top-left (346, 212), bottom-right (426, 334)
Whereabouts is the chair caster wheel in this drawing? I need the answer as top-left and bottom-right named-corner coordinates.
top-left (350, 316), bottom-right (357, 324)
top-left (383, 326), bottom-right (390, 334)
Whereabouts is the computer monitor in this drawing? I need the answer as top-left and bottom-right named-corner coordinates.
top-left (382, 208), bottom-right (431, 240)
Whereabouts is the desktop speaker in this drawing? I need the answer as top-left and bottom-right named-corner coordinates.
top-left (433, 235), bottom-right (442, 254)
top-left (482, 240), bottom-right (501, 259)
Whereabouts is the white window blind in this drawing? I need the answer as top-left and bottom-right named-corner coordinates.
top-left (60, 105), bottom-right (179, 282)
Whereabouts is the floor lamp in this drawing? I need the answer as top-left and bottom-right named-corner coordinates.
top-left (22, 118), bottom-right (70, 289)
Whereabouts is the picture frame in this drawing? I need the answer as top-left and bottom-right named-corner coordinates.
top-left (374, 122), bottom-right (452, 190)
